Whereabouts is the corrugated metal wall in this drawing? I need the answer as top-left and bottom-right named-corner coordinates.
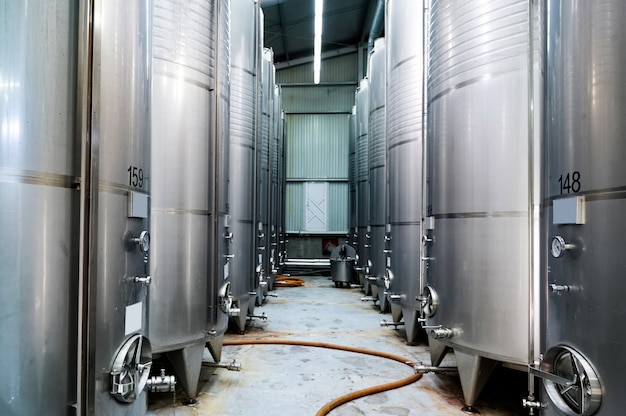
top-left (286, 114), bottom-right (347, 179)
top-left (280, 53), bottom-right (358, 234)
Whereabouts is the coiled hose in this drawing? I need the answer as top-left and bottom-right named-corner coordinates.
top-left (223, 338), bottom-right (423, 416)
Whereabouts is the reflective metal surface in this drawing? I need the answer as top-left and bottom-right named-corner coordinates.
top-left (150, 0), bottom-right (222, 398)
top-left (330, 244), bottom-right (357, 286)
top-left (367, 38), bottom-right (388, 312)
top-left (385, 0), bottom-right (426, 343)
top-left (257, 47), bottom-right (275, 302)
top-left (0, 2), bottom-right (79, 414)
top-left (270, 85), bottom-right (283, 278)
top-left (229, 0), bottom-right (259, 331)
top-left (348, 105), bottom-right (358, 248)
top-left (426, 0), bottom-right (542, 406)
top-left (207, 0), bottom-right (232, 365)
top-left (542, 1), bottom-right (626, 414)
top-left (355, 78), bottom-right (370, 291)
top-left (88, 0), bottom-right (153, 413)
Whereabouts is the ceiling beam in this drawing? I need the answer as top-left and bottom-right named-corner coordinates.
top-left (275, 45), bottom-right (358, 69)
top-left (275, 1), bottom-right (290, 61)
top-left (359, 0), bottom-right (378, 44)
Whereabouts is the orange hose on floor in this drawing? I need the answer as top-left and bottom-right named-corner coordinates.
top-left (223, 338), bottom-right (423, 416)
top-left (274, 276), bottom-right (306, 287)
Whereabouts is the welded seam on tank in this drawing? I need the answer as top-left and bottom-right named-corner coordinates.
top-left (0, 168), bottom-right (79, 189)
top-left (432, 211), bottom-right (528, 219)
top-left (388, 137), bottom-right (421, 150)
top-left (391, 54), bottom-right (420, 72)
top-left (154, 67), bottom-right (213, 91)
top-left (234, 219), bottom-right (255, 224)
top-left (390, 221), bottom-right (421, 226)
top-left (544, 186), bottom-right (626, 205)
top-left (231, 64), bottom-right (255, 77)
top-left (98, 181), bottom-right (149, 196)
top-left (428, 68), bottom-right (521, 104)
top-left (152, 207), bottom-right (213, 216)
top-left (219, 91), bottom-right (230, 102)
top-left (230, 140), bottom-right (255, 150)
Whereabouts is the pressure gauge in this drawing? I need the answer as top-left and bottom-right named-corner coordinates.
top-left (551, 235), bottom-right (574, 258)
top-left (133, 230), bottom-right (150, 253)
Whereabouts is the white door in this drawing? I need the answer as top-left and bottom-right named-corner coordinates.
top-left (305, 182), bottom-right (327, 231)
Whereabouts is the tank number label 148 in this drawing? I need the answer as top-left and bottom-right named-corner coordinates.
top-left (127, 165), bottom-right (144, 188)
top-left (558, 171), bottom-right (580, 195)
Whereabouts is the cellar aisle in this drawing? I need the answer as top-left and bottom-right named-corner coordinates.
top-left (148, 275), bottom-right (525, 416)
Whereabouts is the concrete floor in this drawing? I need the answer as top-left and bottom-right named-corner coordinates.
top-left (147, 276), bottom-right (528, 416)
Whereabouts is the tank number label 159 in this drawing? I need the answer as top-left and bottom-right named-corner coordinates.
top-left (558, 171), bottom-right (581, 195)
top-left (127, 165), bottom-right (144, 188)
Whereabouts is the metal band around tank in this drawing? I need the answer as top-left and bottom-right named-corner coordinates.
top-left (428, 69), bottom-right (520, 105)
top-left (545, 186), bottom-right (626, 205)
top-left (432, 211), bottom-right (528, 219)
top-left (0, 167), bottom-right (79, 189)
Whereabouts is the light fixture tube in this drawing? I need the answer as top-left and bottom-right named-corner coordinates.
top-left (314, 0), bottom-right (323, 84)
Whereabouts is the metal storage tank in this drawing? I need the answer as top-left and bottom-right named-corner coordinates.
top-left (0, 2), bottom-right (79, 414)
top-left (354, 78), bottom-right (371, 293)
top-left (537, 1), bottom-right (626, 414)
top-left (367, 37), bottom-right (388, 311)
top-left (209, 0), bottom-right (233, 370)
top-left (256, 47), bottom-right (275, 304)
top-left (81, 0), bottom-right (154, 413)
top-left (348, 105), bottom-right (358, 249)
top-left (384, 0), bottom-right (426, 344)
top-left (424, 0), bottom-right (542, 409)
top-left (149, 0), bottom-right (233, 400)
top-left (271, 85), bottom-right (284, 276)
top-left (229, 0), bottom-right (260, 332)
top-left (277, 88), bottom-right (287, 271)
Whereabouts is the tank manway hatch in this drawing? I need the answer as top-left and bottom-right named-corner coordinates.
top-left (530, 345), bottom-right (602, 415)
top-left (110, 334), bottom-right (153, 403)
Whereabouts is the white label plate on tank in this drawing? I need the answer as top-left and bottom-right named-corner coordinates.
top-left (128, 191), bottom-right (149, 218)
top-left (553, 196), bottom-right (585, 225)
top-left (224, 261), bottom-right (230, 280)
top-left (125, 302), bottom-right (143, 335)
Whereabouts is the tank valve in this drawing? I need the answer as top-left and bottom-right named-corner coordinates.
top-left (203, 359), bottom-right (241, 372)
top-left (226, 360), bottom-right (242, 371)
top-left (147, 369), bottom-right (176, 393)
top-left (248, 312), bottom-right (268, 321)
top-left (522, 398), bottom-right (543, 415)
top-left (549, 284), bottom-right (571, 294)
top-left (227, 305), bottom-right (241, 317)
top-left (133, 275), bottom-right (152, 285)
top-left (430, 327), bottom-right (454, 339)
top-left (380, 319), bottom-right (404, 328)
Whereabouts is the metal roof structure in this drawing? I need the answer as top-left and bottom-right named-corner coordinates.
top-left (260, 0), bottom-right (383, 68)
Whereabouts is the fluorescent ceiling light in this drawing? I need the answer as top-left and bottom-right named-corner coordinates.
top-left (314, 0), bottom-right (323, 84)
